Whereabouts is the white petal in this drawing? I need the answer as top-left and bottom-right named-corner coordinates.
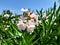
top-left (21, 8), bottom-right (28, 12)
top-left (17, 22), bottom-right (26, 30)
top-left (27, 24), bottom-right (35, 33)
top-left (4, 14), bottom-right (9, 18)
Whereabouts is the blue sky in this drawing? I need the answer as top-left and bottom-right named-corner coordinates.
top-left (0, 0), bottom-right (59, 14)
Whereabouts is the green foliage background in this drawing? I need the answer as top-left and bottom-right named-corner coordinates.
top-left (0, 2), bottom-right (60, 45)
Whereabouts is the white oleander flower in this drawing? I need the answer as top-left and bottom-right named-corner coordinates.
top-left (28, 13), bottom-right (38, 26)
top-left (28, 12), bottom-right (33, 16)
top-left (30, 19), bottom-right (35, 23)
top-left (27, 25), bottom-right (35, 34)
top-left (26, 20), bottom-right (35, 34)
top-left (27, 20), bottom-right (35, 26)
top-left (17, 21), bottom-right (26, 30)
top-left (29, 14), bottom-right (38, 26)
top-left (20, 16), bottom-right (25, 21)
top-left (29, 13), bottom-right (36, 19)
top-left (23, 20), bottom-right (27, 23)
top-left (21, 8), bottom-right (28, 12)
top-left (4, 14), bottom-right (10, 18)
top-left (17, 9), bottom-right (39, 33)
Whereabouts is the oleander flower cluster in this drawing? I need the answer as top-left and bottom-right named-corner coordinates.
top-left (17, 8), bottom-right (38, 34)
